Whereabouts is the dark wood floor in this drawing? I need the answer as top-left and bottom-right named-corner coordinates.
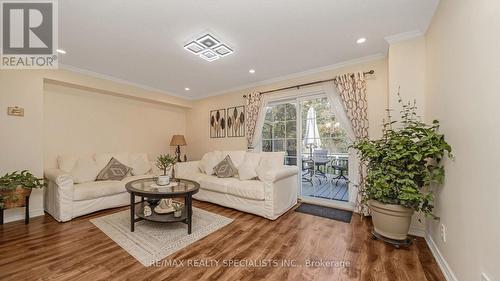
top-left (0, 200), bottom-right (445, 281)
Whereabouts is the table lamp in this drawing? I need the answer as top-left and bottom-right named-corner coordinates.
top-left (170, 135), bottom-right (187, 162)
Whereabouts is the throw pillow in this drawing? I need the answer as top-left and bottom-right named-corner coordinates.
top-left (199, 151), bottom-right (223, 175)
top-left (70, 157), bottom-right (100, 184)
top-left (214, 155), bottom-right (238, 178)
top-left (129, 153), bottom-right (151, 175)
top-left (96, 157), bottom-right (132, 181)
top-left (238, 152), bottom-right (261, 180)
top-left (256, 152), bottom-right (285, 181)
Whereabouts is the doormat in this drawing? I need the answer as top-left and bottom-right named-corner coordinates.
top-left (295, 203), bottom-right (352, 223)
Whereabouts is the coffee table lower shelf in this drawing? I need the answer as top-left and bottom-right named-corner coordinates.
top-left (131, 202), bottom-right (191, 233)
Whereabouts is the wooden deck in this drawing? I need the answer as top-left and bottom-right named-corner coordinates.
top-left (302, 177), bottom-right (349, 202)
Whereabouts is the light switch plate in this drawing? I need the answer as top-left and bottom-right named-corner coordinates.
top-left (7, 106), bottom-right (24, 117)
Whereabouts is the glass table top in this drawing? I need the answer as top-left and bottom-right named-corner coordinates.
top-left (125, 178), bottom-right (199, 195)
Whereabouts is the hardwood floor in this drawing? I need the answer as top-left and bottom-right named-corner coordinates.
top-left (0, 201), bottom-right (444, 281)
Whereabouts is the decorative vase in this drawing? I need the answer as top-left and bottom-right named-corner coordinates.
top-left (174, 210), bottom-right (182, 218)
top-left (143, 205), bottom-right (152, 217)
top-left (0, 186), bottom-right (31, 209)
top-left (369, 200), bottom-right (414, 240)
top-left (156, 175), bottom-right (170, 186)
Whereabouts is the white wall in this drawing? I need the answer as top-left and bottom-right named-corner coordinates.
top-left (425, 0), bottom-right (500, 280)
top-left (187, 57), bottom-right (389, 160)
top-left (388, 36), bottom-right (426, 118)
top-left (0, 69), bottom-right (190, 223)
top-left (43, 83), bottom-right (187, 168)
top-left (0, 72), bottom-right (44, 221)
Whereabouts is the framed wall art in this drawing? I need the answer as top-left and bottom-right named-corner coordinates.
top-left (209, 109), bottom-right (226, 138)
top-left (226, 105), bottom-right (245, 137)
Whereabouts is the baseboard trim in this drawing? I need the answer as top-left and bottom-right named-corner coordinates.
top-left (425, 233), bottom-right (458, 281)
top-left (2, 208), bottom-right (45, 224)
top-left (408, 227), bottom-right (426, 237)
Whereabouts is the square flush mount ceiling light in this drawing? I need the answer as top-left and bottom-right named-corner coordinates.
top-left (184, 33), bottom-right (234, 62)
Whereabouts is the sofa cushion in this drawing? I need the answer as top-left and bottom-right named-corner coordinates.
top-left (199, 175), bottom-right (229, 193)
top-left (129, 153), bottom-right (151, 175)
top-left (178, 170), bottom-right (206, 183)
top-left (238, 152), bottom-right (261, 180)
top-left (256, 152), bottom-right (285, 181)
top-left (199, 151), bottom-right (223, 175)
top-left (121, 174), bottom-right (153, 184)
top-left (225, 178), bottom-right (266, 200)
top-left (214, 155), bottom-right (237, 178)
top-left (58, 154), bottom-right (80, 173)
top-left (70, 157), bottom-right (100, 184)
top-left (95, 153), bottom-right (130, 171)
top-left (96, 158), bottom-right (132, 181)
top-left (221, 150), bottom-right (246, 168)
top-left (73, 180), bottom-right (125, 201)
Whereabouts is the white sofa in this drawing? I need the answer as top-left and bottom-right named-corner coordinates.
top-left (44, 152), bottom-right (159, 222)
top-left (175, 150), bottom-right (299, 220)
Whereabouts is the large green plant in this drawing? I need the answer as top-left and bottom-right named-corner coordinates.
top-left (352, 98), bottom-right (452, 217)
top-left (0, 170), bottom-right (44, 208)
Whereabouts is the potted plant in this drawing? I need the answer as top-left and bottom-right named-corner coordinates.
top-left (352, 98), bottom-right (452, 241)
top-left (172, 201), bottom-right (184, 218)
top-left (0, 170), bottom-right (44, 210)
top-left (155, 154), bottom-right (177, 186)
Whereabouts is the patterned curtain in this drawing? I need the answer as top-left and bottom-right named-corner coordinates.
top-left (245, 92), bottom-right (263, 150)
top-left (333, 72), bottom-right (369, 213)
top-left (333, 72), bottom-right (369, 139)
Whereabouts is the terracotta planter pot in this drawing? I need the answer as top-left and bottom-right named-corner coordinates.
top-left (368, 200), bottom-right (414, 240)
top-left (0, 186), bottom-right (31, 209)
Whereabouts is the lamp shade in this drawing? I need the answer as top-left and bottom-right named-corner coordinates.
top-left (170, 135), bottom-right (187, 146)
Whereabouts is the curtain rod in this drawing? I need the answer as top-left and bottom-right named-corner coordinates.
top-left (243, 70), bottom-right (374, 98)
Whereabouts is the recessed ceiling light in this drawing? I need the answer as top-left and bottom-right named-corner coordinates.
top-left (249, 69), bottom-right (256, 74)
top-left (356, 38), bottom-right (366, 44)
top-left (184, 87), bottom-right (190, 91)
top-left (56, 49), bottom-right (66, 54)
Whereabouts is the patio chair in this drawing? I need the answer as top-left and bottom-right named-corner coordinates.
top-left (312, 149), bottom-right (329, 183)
top-left (330, 156), bottom-right (349, 185)
top-left (301, 158), bottom-right (314, 184)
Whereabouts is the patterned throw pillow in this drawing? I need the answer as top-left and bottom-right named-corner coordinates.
top-left (96, 157), bottom-right (132, 181)
top-left (214, 155), bottom-right (237, 178)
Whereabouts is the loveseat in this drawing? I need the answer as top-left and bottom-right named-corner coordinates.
top-left (175, 150), bottom-right (299, 220)
top-left (44, 152), bottom-right (158, 222)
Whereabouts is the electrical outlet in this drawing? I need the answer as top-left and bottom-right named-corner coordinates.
top-left (440, 224), bottom-right (446, 243)
top-left (481, 273), bottom-right (491, 281)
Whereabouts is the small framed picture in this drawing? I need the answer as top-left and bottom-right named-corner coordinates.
top-left (210, 109), bottom-right (226, 138)
top-left (226, 106), bottom-right (245, 137)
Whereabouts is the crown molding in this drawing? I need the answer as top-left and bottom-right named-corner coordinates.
top-left (384, 30), bottom-right (424, 44)
top-left (59, 64), bottom-right (194, 100)
top-left (195, 53), bottom-right (386, 100)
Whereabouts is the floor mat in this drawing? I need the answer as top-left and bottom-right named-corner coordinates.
top-left (295, 203), bottom-right (353, 223)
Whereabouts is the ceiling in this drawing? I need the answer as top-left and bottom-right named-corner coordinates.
top-left (58, 0), bottom-right (439, 99)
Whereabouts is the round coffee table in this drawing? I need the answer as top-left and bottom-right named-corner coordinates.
top-left (125, 178), bottom-right (199, 234)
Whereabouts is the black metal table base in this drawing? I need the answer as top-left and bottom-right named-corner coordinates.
top-left (130, 193), bottom-right (193, 234)
top-left (371, 230), bottom-right (413, 248)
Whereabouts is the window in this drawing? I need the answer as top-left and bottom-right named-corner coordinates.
top-left (262, 102), bottom-right (297, 165)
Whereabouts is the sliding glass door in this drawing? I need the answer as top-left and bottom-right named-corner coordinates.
top-left (262, 93), bottom-right (351, 206)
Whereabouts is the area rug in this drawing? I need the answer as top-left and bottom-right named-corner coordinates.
top-left (90, 207), bottom-right (233, 266)
top-left (295, 203), bottom-right (353, 223)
